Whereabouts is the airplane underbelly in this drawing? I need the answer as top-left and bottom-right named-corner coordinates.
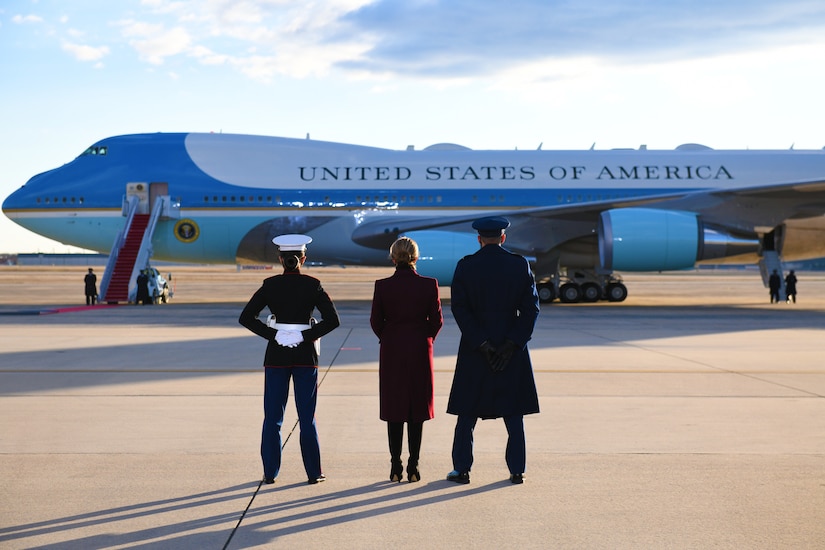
top-left (8, 211), bottom-right (125, 253)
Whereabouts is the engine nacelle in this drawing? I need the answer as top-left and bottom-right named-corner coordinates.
top-left (401, 230), bottom-right (479, 285)
top-left (599, 208), bottom-right (759, 271)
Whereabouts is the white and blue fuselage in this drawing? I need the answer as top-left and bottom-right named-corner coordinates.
top-left (5, 132), bottom-right (825, 298)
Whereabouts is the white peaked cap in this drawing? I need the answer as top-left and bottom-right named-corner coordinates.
top-left (272, 234), bottom-right (312, 252)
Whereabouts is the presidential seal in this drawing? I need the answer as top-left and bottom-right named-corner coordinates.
top-left (174, 219), bottom-right (200, 243)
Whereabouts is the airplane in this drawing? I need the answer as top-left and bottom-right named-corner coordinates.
top-left (4, 132), bottom-right (825, 304)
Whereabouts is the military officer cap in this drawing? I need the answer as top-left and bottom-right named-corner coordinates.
top-left (272, 234), bottom-right (312, 253)
top-left (472, 216), bottom-right (510, 237)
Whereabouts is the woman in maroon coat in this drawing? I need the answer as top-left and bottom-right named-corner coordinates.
top-left (370, 237), bottom-right (443, 483)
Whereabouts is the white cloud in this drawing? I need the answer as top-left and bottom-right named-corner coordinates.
top-left (61, 41), bottom-right (110, 62)
top-left (12, 14), bottom-right (44, 24)
top-left (122, 23), bottom-right (193, 65)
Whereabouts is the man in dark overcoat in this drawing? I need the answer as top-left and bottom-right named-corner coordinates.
top-left (446, 216), bottom-right (540, 485)
top-left (84, 268), bottom-right (97, 305)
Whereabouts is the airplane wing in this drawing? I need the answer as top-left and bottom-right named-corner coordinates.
top-left (351, 179), bottom-right (825, 256)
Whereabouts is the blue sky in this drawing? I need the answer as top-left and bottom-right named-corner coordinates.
top-left (2, 0), bottom-right (825, 253)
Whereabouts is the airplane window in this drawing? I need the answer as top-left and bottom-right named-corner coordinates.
top-left (222, 196), bottom-right (227, 202)
top-left (79, 197), bottom-right (84, 204)
top-left (267, 196), bottom-right (272, 202)
top-left (239, 196), bottom-right (245, 202)
top-left (231, 196), bottom-right (236, 202)
top-left (472, 195), bottom-right (477, 203)
top-left (80, 146), bottom-right (108, 156)
top-left (258, 196), bottom-right (263, 202)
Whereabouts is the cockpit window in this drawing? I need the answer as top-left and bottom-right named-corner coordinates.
top-left (81, 146), bottom-right (108, 156)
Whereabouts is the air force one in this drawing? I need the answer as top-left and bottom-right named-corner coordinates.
top-left (4, 132), bottom-right (825, 303)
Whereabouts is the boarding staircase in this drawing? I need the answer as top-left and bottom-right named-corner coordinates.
top-left (99, 194), bottom-right (169, 303)
top-left (758, 249), bottom-right (786, 302)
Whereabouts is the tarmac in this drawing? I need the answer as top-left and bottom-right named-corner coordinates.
top-left (1, 267), bottom-right (824, 549)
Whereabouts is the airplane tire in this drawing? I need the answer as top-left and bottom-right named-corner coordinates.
top-left (580, 282), bottom-right (602, 302)
top-left (537, 283), bottom-right (555, 303)
top-left (606, 282), bottom-right (628, 302)
top-left (559, 283), bottom-right (582, 303)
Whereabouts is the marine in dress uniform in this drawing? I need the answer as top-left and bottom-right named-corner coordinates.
top-left (446, 217), bottom-right (540, 485)
top-left (370, 237), bottom-right (443, 483)
top-left (239, 234), bottom-right (340, 485)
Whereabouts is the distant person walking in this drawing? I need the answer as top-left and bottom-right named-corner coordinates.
top-left (785, 270), bottom-right (798, 303)
top-left (446, 217), bottom-right (540, 485)
top-left (239, 234), bottom-right (340, 486)
top-left (769, 270), bottom-right (782, 304)
top-left (370, 237), bottom-right (443, 483)
top-left (84, 268), bottom-right (97, 305)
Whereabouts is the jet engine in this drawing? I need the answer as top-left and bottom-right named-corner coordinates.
top-left (599, 208), bottom-right (760, 271)
top-left (401, 230), bottom-right (480, 285)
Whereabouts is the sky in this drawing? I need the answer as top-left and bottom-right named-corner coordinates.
top-left (2, 0), bottom-right (825, 254)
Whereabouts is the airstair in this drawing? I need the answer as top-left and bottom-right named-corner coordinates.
top-left (99, 183), bottom-right (177, 303)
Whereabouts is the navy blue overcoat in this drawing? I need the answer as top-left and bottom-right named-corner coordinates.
top-left (446, 244), bottom-right (540, 419)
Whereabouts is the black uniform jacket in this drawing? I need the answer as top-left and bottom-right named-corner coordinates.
top-left (447, 244), bottom-right (540, 419)
top-left (239, 271), bottom-right (340, 367)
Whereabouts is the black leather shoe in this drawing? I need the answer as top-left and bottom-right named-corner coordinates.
top-left (446, 470), bottom-right (470, 484)
top-left (510, 473), bottom-right (524, 484)
top-left (407, 465), bottom-right (420, 483)
top-left (307, 474), bottom-right (327, 485)
top-left (263, 475), bottom-right (275, 485)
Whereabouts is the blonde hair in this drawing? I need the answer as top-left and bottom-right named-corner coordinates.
top-left (390, 237), bottom-right (419, 267)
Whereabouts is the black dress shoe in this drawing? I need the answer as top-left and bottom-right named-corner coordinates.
top-left (263, 475), bottom-right (275, 485)
top-left (407, 465), bottom-right (420, 483)
top-left (446, 470), bottom-right (470, 484)
top-left (510, 473), bottom-right (524, 484)
top-left (307, 474), bottom-right (327, 485)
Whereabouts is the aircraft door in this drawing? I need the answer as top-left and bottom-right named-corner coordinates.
top-left (150, 182), bottom-right (169, 210)
top-left (126, 182), bottom-right (150, 214)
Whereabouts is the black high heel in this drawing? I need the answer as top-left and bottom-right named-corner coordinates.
top-left (407, 464), bottom-right (420, 483)
top-left (390, 462), bottom-right (403, 482)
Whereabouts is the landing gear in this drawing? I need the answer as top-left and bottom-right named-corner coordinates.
top-left (535, 271), bottom-right (627, 304)
top-left (580, 282), bottom-right (602, 302)
top-left (605, 282), bottom-right (628, 302)
top-left (559, 282), bottom-right (581, 303)
top-left (537, 283), bottom-right (555, 304)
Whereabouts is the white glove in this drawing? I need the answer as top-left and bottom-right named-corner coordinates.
top-left (275, 330), bottom-right (304, 348)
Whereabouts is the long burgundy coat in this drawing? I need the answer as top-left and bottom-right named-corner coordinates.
top-left (370, 266), bottom-right (443, 422)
